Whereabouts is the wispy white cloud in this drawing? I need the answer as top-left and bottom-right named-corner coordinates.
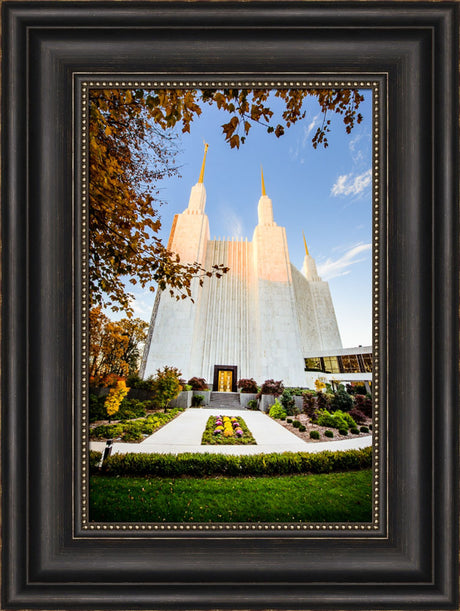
top-left (304, 113), bottom-right (320, 141)
top-left (289, 114), bottom-right (320, 163)
top-left (219, 204), bottom-right (244, 239)
top-left (317, 243), bottom-right (371, 281)
top-left (331, 168), bottom-right (372, 198)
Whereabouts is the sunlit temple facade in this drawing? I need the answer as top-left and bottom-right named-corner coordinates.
top-left (140, 145), bottom-right (343, 389)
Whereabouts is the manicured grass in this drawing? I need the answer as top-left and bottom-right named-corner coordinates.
top-left (201, 415), bottom-right (256, 445)
top-left (89, 469), bottom-right (372, 523)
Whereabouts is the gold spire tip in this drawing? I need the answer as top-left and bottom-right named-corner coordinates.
top-left (261, 165), bottom-right (266, 196)
top-left (198, 141), bottom-right (209, 183)
top-left (302, 231), bottom-right (309, 256)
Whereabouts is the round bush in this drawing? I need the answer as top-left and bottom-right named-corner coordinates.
top-left (360, 426), bottom-right (369, 433)
top-left (338, 428), bottom-right (349, 436)
top-left (280, 416), bottom-right (286, 421)
top-left (350, 427), bottom-right (360, 435)
top-left (292, 420), bottom-right (301, 428)
top-left (310, 430), bottom-right (320, 439)
top-left (324, 430), bottom-right (334, 438)
top-left (298, 425), bottom-right (306, 432)
top-left (286, 418), bottom-right (293, 424)
top-left (369, 424), bottom-right (372, 430)
top-left (269, 400), bottom-right (287, 420)
top-left (247, 399), bottom-right (258, 410)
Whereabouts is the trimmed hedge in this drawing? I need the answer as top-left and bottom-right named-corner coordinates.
top-left (90, 446), bottom-right (372, 477)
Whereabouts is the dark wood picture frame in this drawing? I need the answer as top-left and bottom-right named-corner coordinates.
top-left (2, 2), bottom-right (458, 609)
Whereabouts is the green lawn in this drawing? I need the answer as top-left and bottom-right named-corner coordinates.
top-left (90, 469), bottom-right (372, 523)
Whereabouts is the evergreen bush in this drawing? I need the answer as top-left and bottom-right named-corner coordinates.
top-left (310, 430), bottom-right (320, 439)
top-left (280, 389), bottom-right (297, 416)
top-left (330, 387), bottom-right (353, 412)
top-left (298, 425), bottom-right (306, 432)
top-left (191, 394), bottom-right (204, 407)
top-left (338, 428), bottom-right (349, 436)
top-left (350, 427), bottom-right (360, 435)
top-left (325, 430), bottom-right (334, 438)
top-left (292, 420), bottom-right (301, 428)
top-left (268, 400), bottom-right (287, 420)
top-left (360, 426), bottom-right (369, 433)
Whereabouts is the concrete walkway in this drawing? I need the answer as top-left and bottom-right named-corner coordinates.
top-left (90, 408), bottom-right (373, 456)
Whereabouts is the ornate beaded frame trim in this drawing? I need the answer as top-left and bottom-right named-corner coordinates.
top-left (78, 76), bottom-right (385, 537)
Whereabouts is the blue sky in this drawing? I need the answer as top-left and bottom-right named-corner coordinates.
top-left (124, 90), bottom-right (373, 347)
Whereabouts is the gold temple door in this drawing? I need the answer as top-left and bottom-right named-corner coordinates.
top-left (218, 370), bottom-right (233, 392)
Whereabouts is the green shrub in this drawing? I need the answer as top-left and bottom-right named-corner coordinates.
top-left (350, 427), bottom-right (360, 435)
top-left (269, 400), bottom-right (287, 419)
top-left (90, 450), bottom-right (102, 469)
top-left (310, 430), bottom-right (320, 440)
top-left (360, 426), bottom-right (369, 433)
top-left (280, 416), bottom-right (286, 421)
top-left (298, 425), bottom-right (306, 432)
top-left (191, 394), bottom-right (204, 407)
top-left (286, 418), bottom-right (293, 424)
top-left (369, 424), bottom-right (372, 430)
top-left (90, 423), bottom-right (124, 439)
top-left (316, 409), bottom-right (356, 431)
top-left (247, 399), bottom-right (259, 410)
top-left (334, 410), bottom-right (357, 429)
top-left (330, 387), bottom-right (353, 412)
top-left (338, 428), bottom-right (348, 436)
top-left (117, 398), bottom-right (147, 420)
top-left (284, 387), bottom-right (305, 396)
top-left (89, 394), bottom-right (107, 422)
top-left (292, 420), bottom-right (301, 428)
top-left (93, 447), bottom-right (373, 477)
top-left (125, 374), bottom-right (156, 391)
top-left (280, 389), bottom-right (297, 416)
top-left (325, 430), bottom-right (334, 438)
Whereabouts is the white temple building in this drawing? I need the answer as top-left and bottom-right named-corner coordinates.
top-left (140, 145), bottom-right (343, 389)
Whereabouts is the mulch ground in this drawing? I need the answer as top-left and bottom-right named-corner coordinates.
top-left (276, 413), bottom-right (372, 442)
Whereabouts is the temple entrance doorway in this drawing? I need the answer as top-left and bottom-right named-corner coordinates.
top-left (213, 365), bottom-right (238, 392)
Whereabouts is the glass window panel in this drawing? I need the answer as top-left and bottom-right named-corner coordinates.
top-left (322, 356), bottom-right (341, 374)
top-left (362, 353), bottom-right (373, 372)
top-left (341, 354), bottom-right (361, 373)
top-left (305, 358), bottom-right (322, 371)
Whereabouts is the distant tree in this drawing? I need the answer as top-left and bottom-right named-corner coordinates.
top-left (152, 366), bottom-right (183, 412)
top-left (89, 306), bottom-right (148, 379)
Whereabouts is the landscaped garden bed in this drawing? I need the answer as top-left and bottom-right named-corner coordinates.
top-left (267, 385), bottom-right (373, 442)
top-left (89, 407), bottom-right (184, 443)
top-left (201, 415), bottom-right (257, 445)
top-left (276, 412), bottom-right (372, 442)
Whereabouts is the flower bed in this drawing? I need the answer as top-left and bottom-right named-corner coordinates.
top-left (201, 415), bottom-right (257, 445)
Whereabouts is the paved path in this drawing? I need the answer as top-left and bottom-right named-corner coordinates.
top-left (90, 408), bottom-right (372, 455)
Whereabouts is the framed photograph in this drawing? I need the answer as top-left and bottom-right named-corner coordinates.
top-left (2, 2), bottom-right (458, 609)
